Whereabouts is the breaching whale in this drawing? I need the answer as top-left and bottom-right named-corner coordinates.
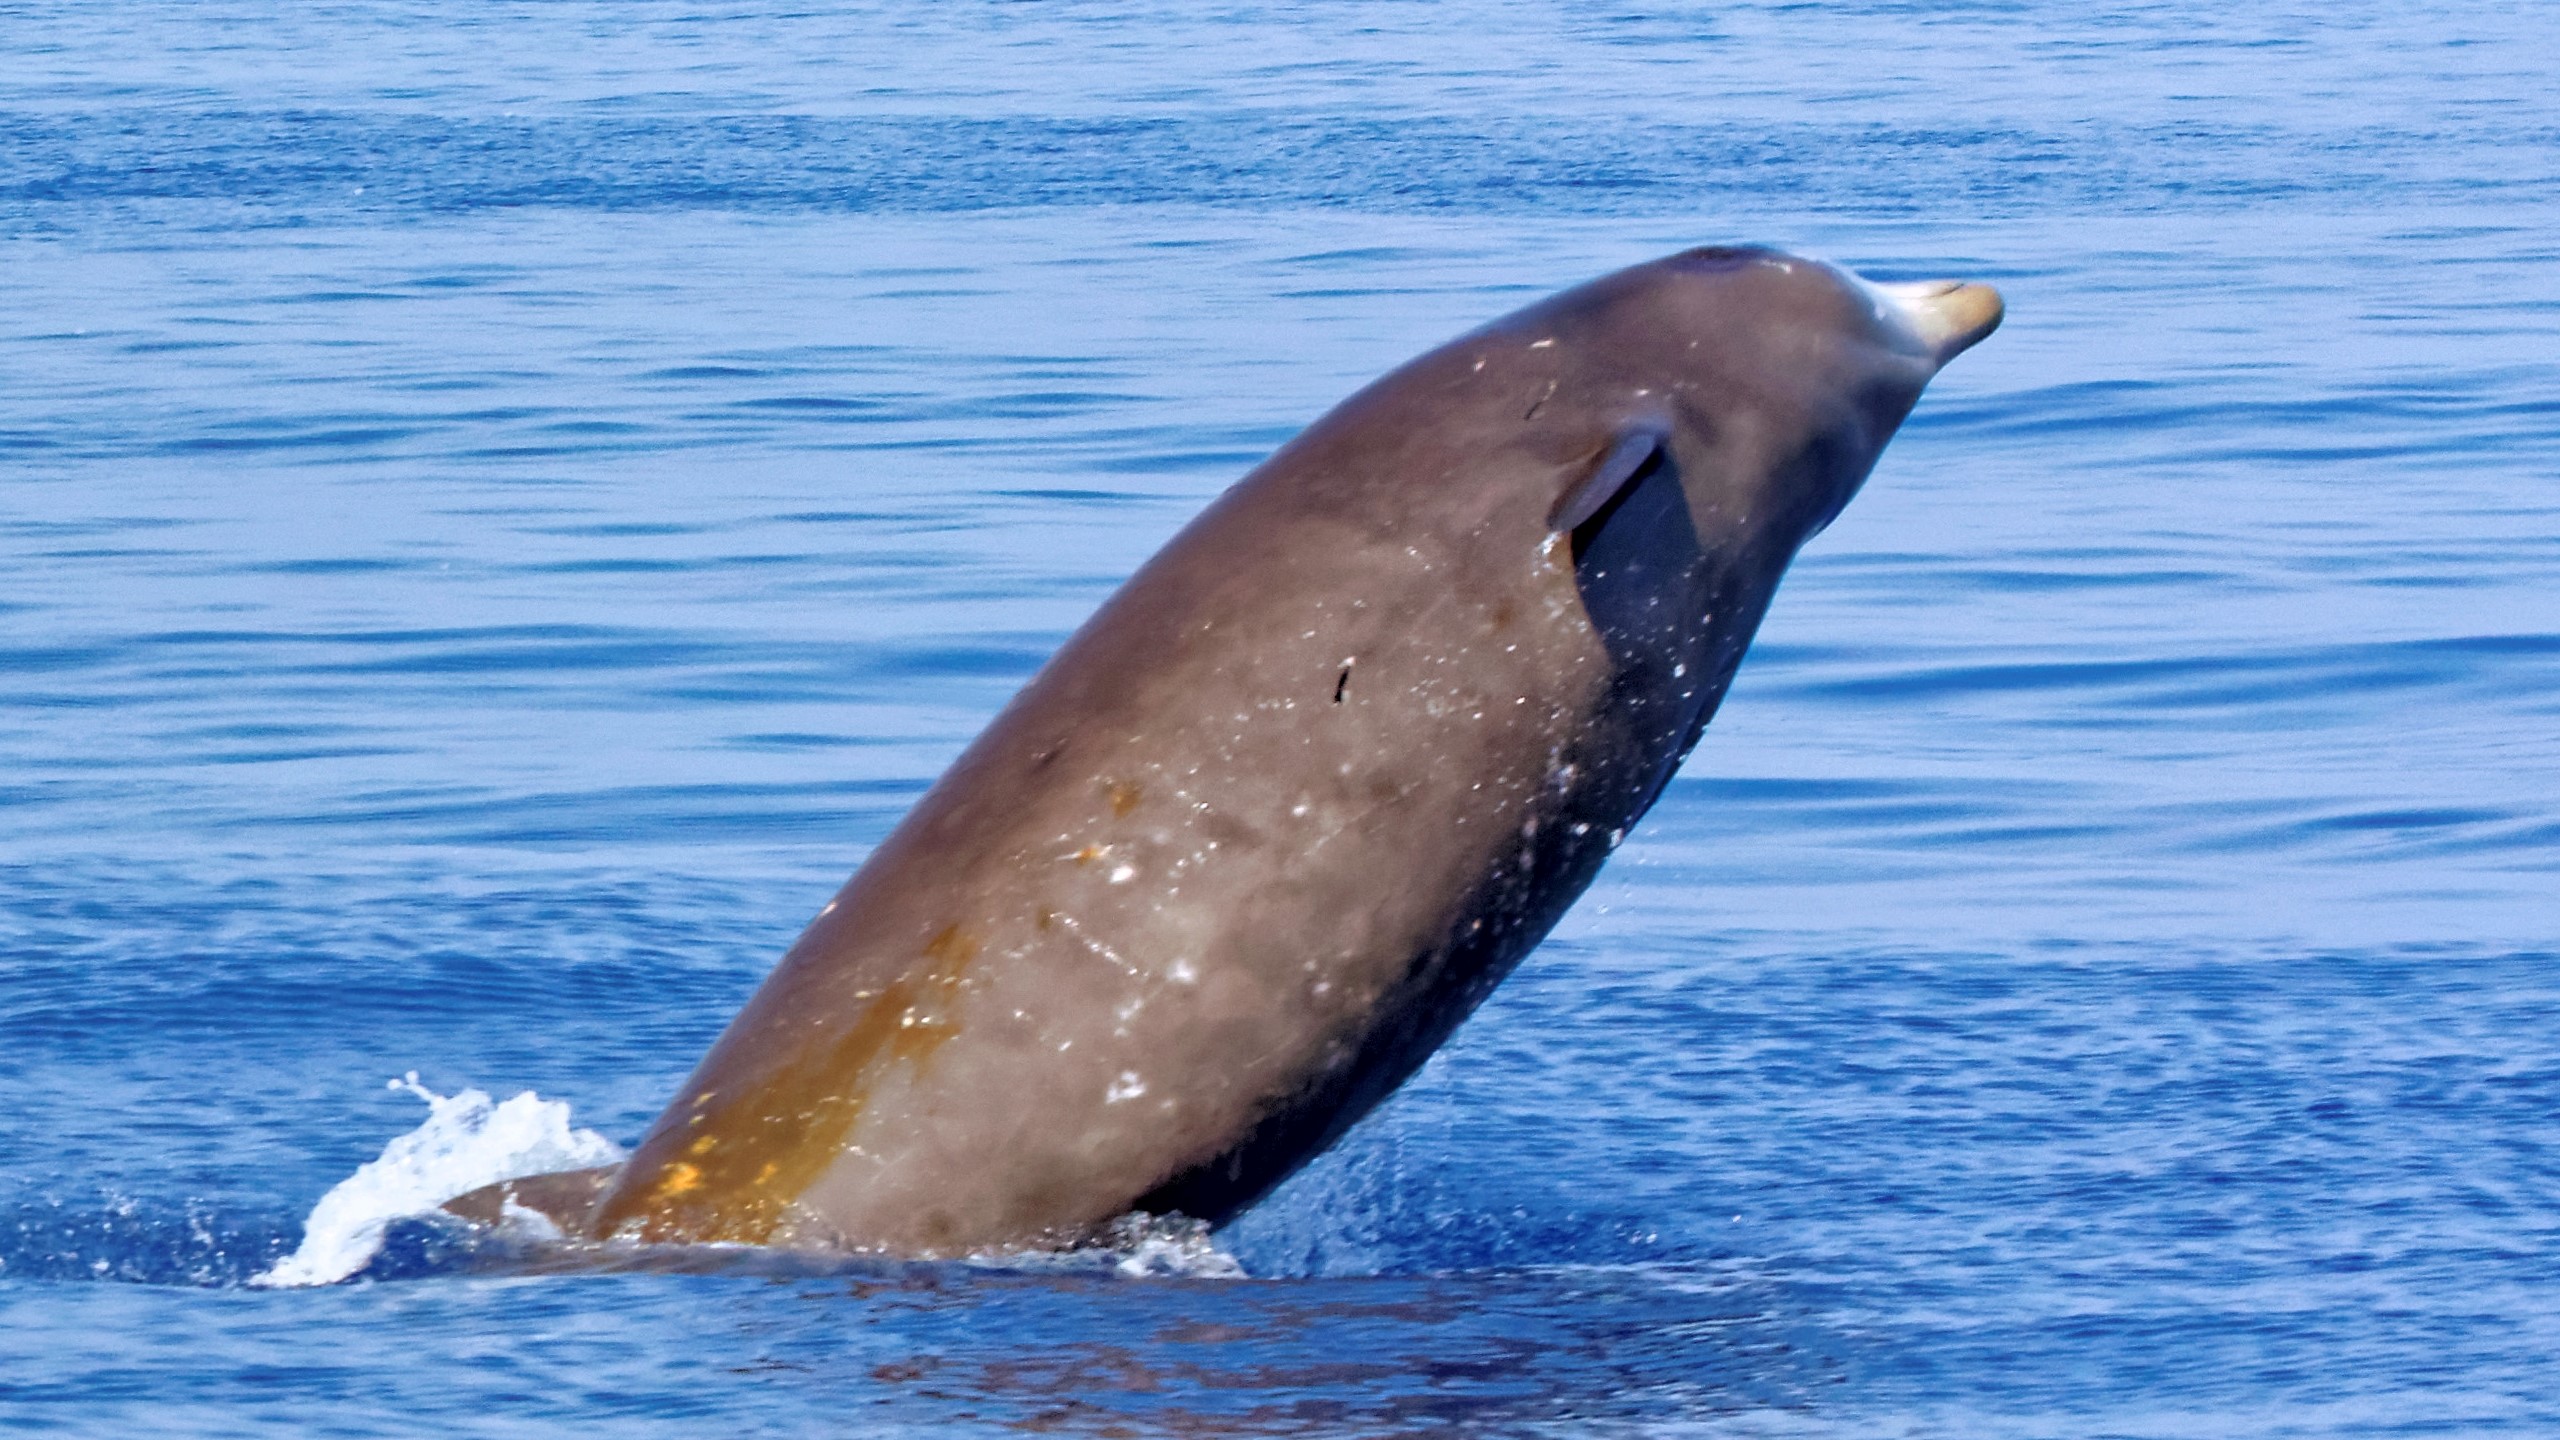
top-left (447, 245), bottom-right (2002, 1254)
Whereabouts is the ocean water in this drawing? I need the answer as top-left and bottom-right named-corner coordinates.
top-left (4, 1), bottom-right (2557, 1433)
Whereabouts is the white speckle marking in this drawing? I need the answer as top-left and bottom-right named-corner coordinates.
top-left (1106, 1072), bottom-right (1147, 1103)
top-left (1108, 864), bottom-right (1136, 884)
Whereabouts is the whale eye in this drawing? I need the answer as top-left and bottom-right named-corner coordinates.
top-left (1547, 423), bottom-right (1666, 533)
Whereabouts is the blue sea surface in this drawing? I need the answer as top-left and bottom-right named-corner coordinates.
top-left (5, 2), bottom-right (2558, 1433)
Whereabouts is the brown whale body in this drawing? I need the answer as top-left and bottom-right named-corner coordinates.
top-left (457, 246), bottom-right (2001, 1254)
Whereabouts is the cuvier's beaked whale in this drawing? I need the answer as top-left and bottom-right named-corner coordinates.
top-left (448, 246), bottom-right (2002, 1254)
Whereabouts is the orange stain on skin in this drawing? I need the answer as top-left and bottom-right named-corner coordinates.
top-left (596, 923), bottom-right (983, 1244)
top-left (1106, 780), bottom-right (1143, 818)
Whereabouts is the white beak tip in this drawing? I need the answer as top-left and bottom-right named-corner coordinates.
top-left (1875, 279), bottom-right (2005, 364)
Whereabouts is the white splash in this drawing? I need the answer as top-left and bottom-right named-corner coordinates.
top-left (252, 1073), bottom-right (623, 1289)
top-left (1102, 1212), bottom-right (1247, 1279)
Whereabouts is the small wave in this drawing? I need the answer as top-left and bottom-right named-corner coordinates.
top-left (251, 1074), bottom-right (623, 1289)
